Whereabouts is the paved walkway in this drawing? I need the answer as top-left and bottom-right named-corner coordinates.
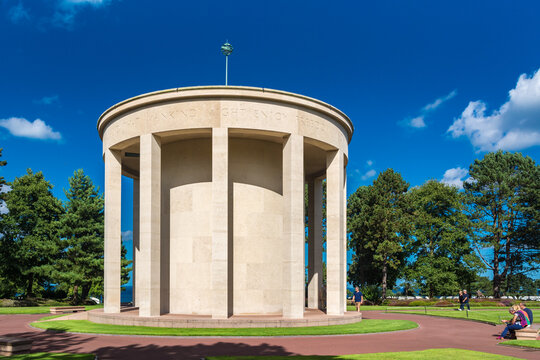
top-left (0, 311), bottom-right (538, 359)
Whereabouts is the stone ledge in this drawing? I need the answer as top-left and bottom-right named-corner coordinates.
top-left (0, 337), bottom-right (33, 356)
top-left (88, 309), bottom-right (362, 328)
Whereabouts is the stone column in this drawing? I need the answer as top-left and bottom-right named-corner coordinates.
top-left (282, 134), bottom-right (304, 319)
top-left (326, 150), bottom-right (345, 316)
top-left (307, 177), bottom-right (323, 309)
top-left (104, 148), bottom-right (122, 313)
top-left (133, 178), bottom-right (140, 307)
top-left (139, 134), bottom-right (161, 317)
top-left (212, 128), bottom-right (230, 319)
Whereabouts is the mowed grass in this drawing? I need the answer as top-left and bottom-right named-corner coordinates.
top-left (0, 353), bottom-right (94, 360)
top-left (0, 305), bottom-right (102, 314)
top-left (32, 319), bottom-right (416, 337)
top-left (501, 340), bottom-right (540, 349)
top-left (388, 309), bottom-right (537, 325)
top-left (207, 348), bottom-right (521, 360)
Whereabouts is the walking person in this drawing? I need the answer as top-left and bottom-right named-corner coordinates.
top-left (498, 305), bottom-right (528, 340)
top-left (353, 286), bottom-right (363, 312)
top-left (458, 290), bottom-right (464, 311)
top-left (462, 289), bottom-right (470, 311)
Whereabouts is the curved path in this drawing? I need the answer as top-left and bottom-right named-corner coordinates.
top-left (1, 311), bottom-right (538, 359)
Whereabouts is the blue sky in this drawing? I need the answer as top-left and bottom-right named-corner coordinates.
top-left (1, 1), bottom-right (539, 281)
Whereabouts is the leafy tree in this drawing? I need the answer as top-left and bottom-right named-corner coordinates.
top-left (407, 181), bottom-right (481, 298)
top-left (464, 151), bottom-right (539, 298)
top-left (56, 170), bottom-right (105, 304)
top-left (505, 274), bottom-right (536, 296)
top-left (348, 169), bottom-right (411, 300)
top-left (0, 169), bottom-right (63, 296)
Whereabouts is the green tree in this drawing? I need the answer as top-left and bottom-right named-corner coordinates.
top-left (0, 148), bottom-right (7, 193)
top-left (464, 151), bottom-right (540, 298)
top-left (0, 148), bottom-right (12, 297)
top-left (0, 169), bottom-right (63, 296)
top-left (56, 170), bottom-right (105, 304)
top-left (348, 169), bottom-right (411, 300)
top-left (407, 180), bottom-right (480, 298)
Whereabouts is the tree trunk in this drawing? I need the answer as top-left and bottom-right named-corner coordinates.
top-left (72, 285), bottom-right (79, 305)
top-left (81, 284), bottom-right (90, 303)
top-left (381, 260), bottom-right (388, 301)
top-left (26, 274), bottom-right (33, 297)
top-left (493, 244), bottom-right (501, 298)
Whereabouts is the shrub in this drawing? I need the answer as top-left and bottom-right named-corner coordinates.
top-left (360, 285), bottom-right (382, 305)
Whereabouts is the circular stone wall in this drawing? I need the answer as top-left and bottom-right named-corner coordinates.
top-left (98, 86), bottom-right (353, 319)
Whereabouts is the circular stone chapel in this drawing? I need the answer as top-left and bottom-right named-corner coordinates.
top-left (98, 86), bottom-right (353, 321)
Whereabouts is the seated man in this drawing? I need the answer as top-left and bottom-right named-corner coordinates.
top-left (519, 302), bottom-right (533, 324)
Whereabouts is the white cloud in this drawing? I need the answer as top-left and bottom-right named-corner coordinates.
top-left (34, 95), bottom-right (59, 105)
top-left (64, 0), bottom-right (109, 4)
top-left (54, 0), bottom-right (112, 27)
top-left (403, 90), bottom-right (457, 129)
top-left (361, 169), bottom-right (377, 180)
top-left (409, 116), bottom-right (426, 128)
top-left (0, 185), bottom-right (11, 215)
top-left (0, 117), bottom-right (62, 140)
top-left (0, 201), bottom-right (8, 215)
top-left (8, 2), bottom-right (30, 23)
top-left (422, 90), bottom-right (457, 112)
top-left (448, 68), bottom-right (540, 151)
top-left (121, 230), bottom-right (133, 242)
top-left (366, 160), bottom-right (373, 166)
top-left (6, 1), bottom-right (114, 29)
top-left (441, 167), bottom-right (468, 189)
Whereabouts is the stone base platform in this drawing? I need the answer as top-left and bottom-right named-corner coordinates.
top-left (88, 308), bottom-right (362, 328)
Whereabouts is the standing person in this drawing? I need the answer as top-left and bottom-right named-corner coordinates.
top-left (353, 286), bottom-right (363, 312)
top-left (519, 302), bottom-right (533, 324)
top-left (462, 289), bottom-right (470, 311)
top-left (498, 305), bottom-right (527, 340)
top-left (458, 290), bottom-right (464, 311)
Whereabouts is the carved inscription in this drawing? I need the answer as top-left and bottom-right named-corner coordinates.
top-left (297, 112), bottom-right (326, 134)
top-left (222, 103), bottom-right (287, 122)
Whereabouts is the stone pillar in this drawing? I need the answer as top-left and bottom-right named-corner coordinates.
top-left (139, 134), bottom-right (161, 317)
top-left (133, 178), bottom-right (140, 307)
top-left (307, 177), bottom-right (323, 309)
top-left (212, 128), bottom-right (230, 319)
top-left (282, 134), bottom-right (304, 319)
top-left (104, 148), bottom-right (122, 313)
top-left (326, 150), bottom-right (345, 316)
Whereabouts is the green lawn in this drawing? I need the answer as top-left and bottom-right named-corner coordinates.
top-left (207, 348), bottom-right (521, 360)
top-left (0, 353), bottom-right (94, 360)
top-left (500, 340), bottom-right (540, 349)
top-left (388, 309), bottom-right (537, 325)
top-left (31, 319), bottom-right (416, 337)
top-left (0, 305), bottom-right (102, 314)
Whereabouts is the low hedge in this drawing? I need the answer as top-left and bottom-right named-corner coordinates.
top-left (383, 298), bottom-right (538, 307)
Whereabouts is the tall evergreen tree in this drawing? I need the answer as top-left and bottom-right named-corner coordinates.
top-left (57, 170), bottom-right (105, 304)
top-left (407, 180), bottom-right (480, 298)
top-left (0, 148), bottom-right (7, 192)
top-left (0, 169), bottom-right (63, 296)
top-left (348, 169), bottom-right (411, 300)
top-left (464, 151), bottom-right (539, 298)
